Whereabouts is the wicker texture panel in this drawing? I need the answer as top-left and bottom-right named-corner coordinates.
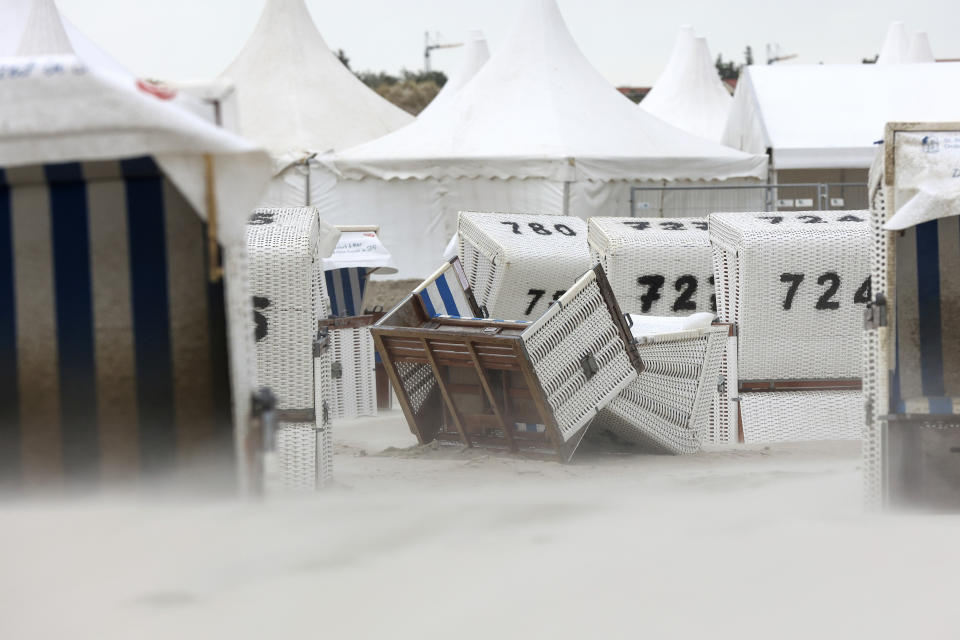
top-left (739, 390), bottom-right (863, 443)
top-left (521, 269), bottom-right (638, 442)
top-left (221, 247), bottom-right (259, 492)
top-left (247, 207), bottom-right (332, 490)
top-left (710, 211), bottom-right (871, 380)
top-left (594, 326), bottom-right (727, 453)
top-left (588, 217), bottom-right (715, 317)
top-left (863, 172), bottom-right (890, 505)
top-left (329, 326), bottom-right (377, 421)
top-left (708, 333), bottom-right (739, 444)
top-left (458, 211), bottom-right (590, 320)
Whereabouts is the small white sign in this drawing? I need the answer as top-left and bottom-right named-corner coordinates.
top-left (830, 197), bottom-right (845, 207)
top-left (636, 202), bottom-right (651, 210)
top-left (776, 199), bottom-right (795, 208)
top-left (795, 198), bottom-right (814, 208)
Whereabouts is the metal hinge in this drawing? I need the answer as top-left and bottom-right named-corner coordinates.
top-left (864, 293), bottom-right (888, 330)
top-left (313, 329), bottom-right (330, 357)
top-left (581, 353), bottom-right (599, 380)
top-left (331, 361), bottom-right (343, 379)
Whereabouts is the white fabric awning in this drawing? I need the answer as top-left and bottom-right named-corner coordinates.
top-left (0, 55), bottom-right (271, 245)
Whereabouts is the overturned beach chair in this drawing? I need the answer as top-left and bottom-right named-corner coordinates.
top-left (247, 207), bottom-right (333, 490)
top-left (592, 316), bottom-right (728, 454)
top-left (371, 259), bottom-right (643, 461)
top-left (322, 225), bottom-right (397, 420)
top-left (458, 211), bottom-right (591, 320)
top-left (587, 216), bottom-right (734, 443)
top-left (864, 123), bottom-right (960, 511)
top-left (711, 210), bottom-right (871, 443)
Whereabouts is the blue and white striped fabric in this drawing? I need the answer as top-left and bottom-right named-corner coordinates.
top-left (324, 267), bottom-right (368, 317)
top-left (413, 260), bottom-right (475, 318)
top-left (0, 157), bottom-right (232, 486)
top-left (891, 216), bottom-right (960, 415)
top-left (514, 422), bottom-right (546, 433)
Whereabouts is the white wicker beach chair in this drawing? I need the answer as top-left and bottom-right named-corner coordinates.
top-left (710, 210), bottom-right (871, 443)
top-left (587, 216), bottom-right (735, 443)
top-left (588, 217), bottom-right (715, 317)
top-left (864, 123), bottom-right (960, 511)
top-left (247, 207), bottom-right (333, 490)
top-left (371, 259), bottom-right (643, 461)
top-left (592, 315), bottom-right (728, 454)
top-left (321, 226), bottom-right (397, 421)
top-left (458, 211), bottom-right (591, 321)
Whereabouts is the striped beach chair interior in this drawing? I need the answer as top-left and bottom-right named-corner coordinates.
top-left (0, 157), bottom-right (233, 486)
top-left (324, 266), bottom-right (368, 317)
top-left (891, 216), bottom-right (960, 414)
top-left (412, 258), bottom-right (482, 319)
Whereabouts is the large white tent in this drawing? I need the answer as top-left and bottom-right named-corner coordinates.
top-left (418, 29), bottom-right (490, 118)
top-left (904, 32), bottom-right (935, 63)
top-left (877, 22), bottom-right (909, 65)
top-left (327, 0), bottom-right (766, 278)
top-left (218, 0), bottom-right (413, 207)
top-left (722, 63), bottom-right (960, 171)
top-left (640, 28), bottom-right (732, 142)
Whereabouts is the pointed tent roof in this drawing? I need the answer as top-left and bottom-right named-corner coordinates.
top-left (904, 32), bottom-right (935, 63)
top-left (2, 0), bottom-right (129, 77)
top-left (219, 0), bottom-right (412, 166)
top-left (877, 21), bottom-right (908, 64)
top-left (419, 30), bottom-right (490, 118)
top-left (640, 29), bottom-right (732, 142)
top-left (332, 0), bottom-right (766, 182)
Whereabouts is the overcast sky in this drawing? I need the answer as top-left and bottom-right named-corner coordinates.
top-left (55, 0), bottom-right (957, 86)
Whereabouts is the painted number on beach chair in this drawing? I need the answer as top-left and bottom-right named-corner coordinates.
top-left (525, 288), bottom-right (566, 316)
top-left (779, 273), bottom-right (871, 311)
top-left (253, 296), bottom-right (270, 341)
top-left (673, 275), bottom-right (698, 312)
top-left (636, 274), bottom-right (715, 313)
top-left (499, 221), bottom-right (578, 236)
top-left (622, 221), bottom-right (708, 232)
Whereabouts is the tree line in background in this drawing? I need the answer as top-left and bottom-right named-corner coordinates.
top-left (337, 49), bottom-right (447, 115)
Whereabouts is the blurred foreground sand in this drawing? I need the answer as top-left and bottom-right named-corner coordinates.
top-left (2, 410), bottom-right (959, 639)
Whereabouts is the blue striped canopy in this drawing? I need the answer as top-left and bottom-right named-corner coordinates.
top-left (324, 267), bottom-right (368, 317)
top-left (413, 259), bottom-right (479, 318)
top-left (891, 216), bottom-right (960, 415)
top-left (0, 158), bottom-right (232, 486)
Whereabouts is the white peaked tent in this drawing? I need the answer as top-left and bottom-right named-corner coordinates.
top-left (328, 0), bottom-right (766, 278)
top-left (219, 0), bottom-right (412, 206)
top-left (419, 30), bottom-right (490, 117)
top-left (722, 63), bottom-right (960, 171)
top-left (640, 28), bottom-right (732, 142)
top-left (1, 0), bottom-right (127, 76)
top-left (904, 32), bottom-right (935, 63)
top-left (877, 22), bottom-right (908, 64)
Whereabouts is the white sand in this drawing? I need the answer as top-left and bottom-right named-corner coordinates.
top-left (2, 410), bottom-right (959, 639)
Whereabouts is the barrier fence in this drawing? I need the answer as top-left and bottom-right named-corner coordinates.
top-left (629, 182), bottom-right (869, 218)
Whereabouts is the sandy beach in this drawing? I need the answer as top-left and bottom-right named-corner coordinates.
top-left (1, 410), bottom-right (958, 639)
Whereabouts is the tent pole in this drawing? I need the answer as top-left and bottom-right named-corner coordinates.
top-left (562, 180), bottom-right (571, 216)
top-left (305, 160), bottom-right (312, 207)
top-left (204, 154), bottom-right (224, 283)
